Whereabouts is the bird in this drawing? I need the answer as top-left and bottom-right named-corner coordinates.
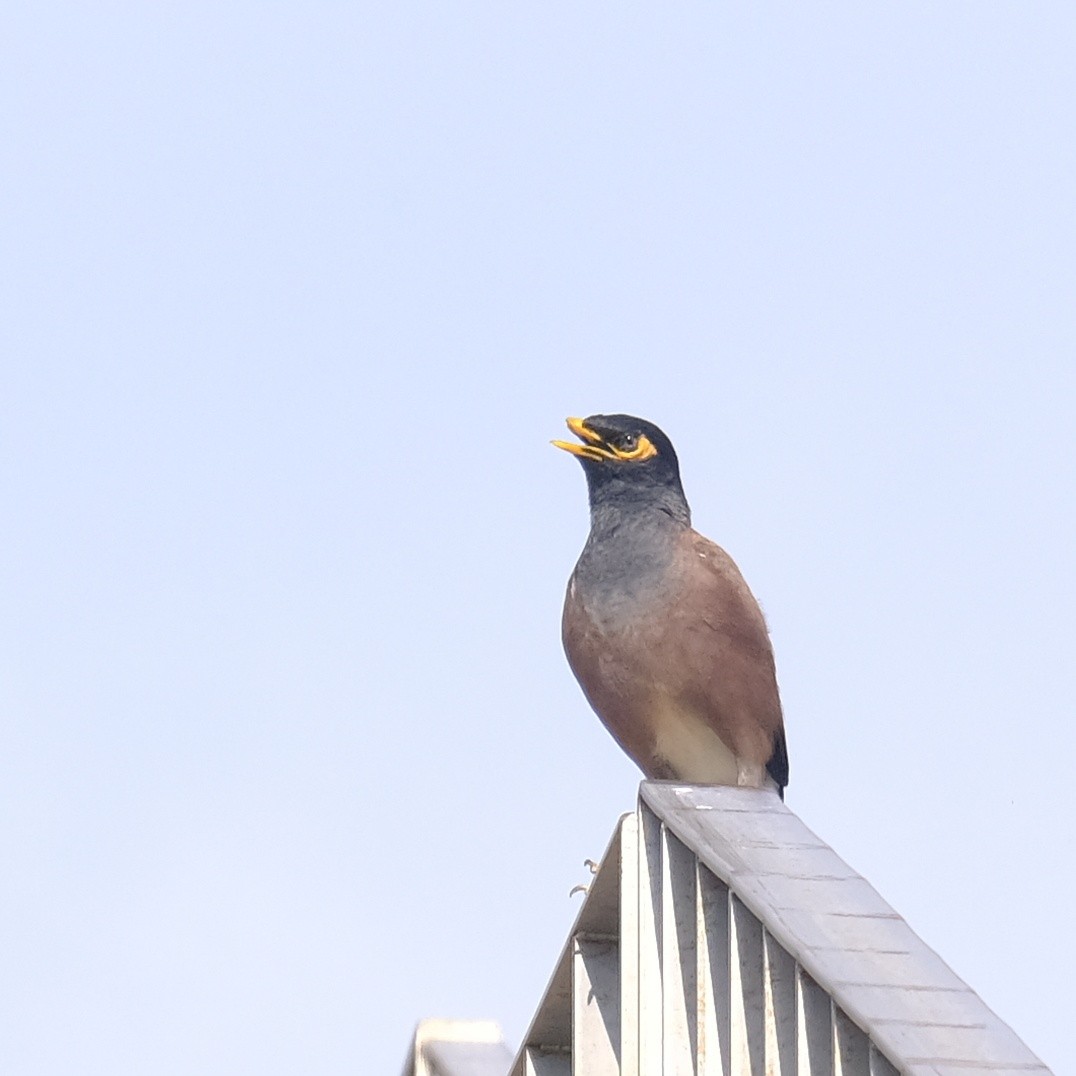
top-left (553, 414), bottom-right (788, 797)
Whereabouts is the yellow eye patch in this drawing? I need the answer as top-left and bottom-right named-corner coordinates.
top-left (612, 434), bottom-right (657, 461)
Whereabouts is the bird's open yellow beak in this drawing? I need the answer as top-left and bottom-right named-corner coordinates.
top-left (552, 417), bottom-right (613, 460)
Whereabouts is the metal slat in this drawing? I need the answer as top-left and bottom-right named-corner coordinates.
top-left (797, 967), bottom-right (833, 1076)
top-left (696, 865), bottom-right (732, 1076)
top-left (571, 937), bottom-right (620, 1075)
top-left (661, 828), bottom-right (698, 1072)
top-left (730, 894), bottom-right (766, 1075)
top-left (868, 1043), bottom-right (899, 1076)
top-left (833, 1006), bottom-right (871, 1075)
top-left (618, 813), bottom-right (640, 1076)
top-left (637, 805), bottom-right (663, 1073)
top-left (764, 931), bottom-right (797, 1074)
top-left (523, 1047), bottom-right (569, 1076)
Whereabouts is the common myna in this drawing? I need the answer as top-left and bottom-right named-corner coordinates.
top-left (554, 414), bottom-right (788, 797)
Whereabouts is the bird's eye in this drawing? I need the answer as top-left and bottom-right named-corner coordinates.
top-left (611, 432), bottom-right (657, 461)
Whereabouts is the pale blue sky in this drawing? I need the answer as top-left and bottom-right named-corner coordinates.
top-left (2, 4), bottom-right (1073, 1073)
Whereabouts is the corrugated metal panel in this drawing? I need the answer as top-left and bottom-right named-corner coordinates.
top-left (506, 783), bottom-right (1052, 1075)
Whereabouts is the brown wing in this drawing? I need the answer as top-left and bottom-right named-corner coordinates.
top-left (659, 531), bottom-right (788, 789)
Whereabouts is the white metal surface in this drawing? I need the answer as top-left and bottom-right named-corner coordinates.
top-left (402, 1018), bottom-right (513, 1076)
top-left (507, 783), bottom-right (1052, 1076)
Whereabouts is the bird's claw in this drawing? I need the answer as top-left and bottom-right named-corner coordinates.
top-left (570, 858), bottom-right (601, 897)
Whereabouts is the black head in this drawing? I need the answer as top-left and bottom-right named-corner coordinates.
top-left (552, 413), bottom-right (690, 522)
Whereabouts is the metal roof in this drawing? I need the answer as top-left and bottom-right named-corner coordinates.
top-left (508, 783), bottom-right (1052, 1076)
top-left (400, 784), bottom-right (1052, 1075)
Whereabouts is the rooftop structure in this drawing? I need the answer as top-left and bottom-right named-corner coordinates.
top-left (404, 784), bottom-right (1052, 1076)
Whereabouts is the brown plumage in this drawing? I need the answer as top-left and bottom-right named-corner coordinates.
top-left (554, 414), bottom-right (788, 795)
